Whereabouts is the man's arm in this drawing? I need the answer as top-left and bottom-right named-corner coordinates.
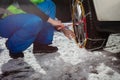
top-left (18, 0), bottom-right (65, 30)
top-left (0, 0), bottom-right (14, 18)
top-left (18, 0), bottom-right (49, 21)
top-left (0, 0), bottom-right (14, 8)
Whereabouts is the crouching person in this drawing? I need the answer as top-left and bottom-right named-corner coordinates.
top-left (0, 0), bottom-right (75, 59)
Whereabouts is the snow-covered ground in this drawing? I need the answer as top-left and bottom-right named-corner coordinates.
top-left (0, 23), bottom-right (120, 80)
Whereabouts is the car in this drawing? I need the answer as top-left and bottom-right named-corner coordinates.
top-left (53, 0), bottom-right (72, 22)
top-left (54, 0), bottom-right (120, 51)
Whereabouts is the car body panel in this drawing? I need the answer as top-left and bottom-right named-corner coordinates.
top-left (93, 0), bottom-right (120, 21)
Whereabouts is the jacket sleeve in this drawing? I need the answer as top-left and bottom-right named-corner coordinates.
top-left (18, 0), bottom-right (49, 21)
top-left (0, 0), bottom-right (14, 8)
top-left (0, 0), bottom-right (14, 18)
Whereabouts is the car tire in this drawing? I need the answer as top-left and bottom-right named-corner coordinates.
top-left (72, 0), bottom-right (110, 51)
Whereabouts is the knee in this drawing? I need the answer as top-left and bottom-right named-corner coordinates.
top-left (30, 14), bottom-right (42, 23)
top-left (27, 14), bottom-right (42, 27)
top-left (23, 15), bottom-right (44, 34)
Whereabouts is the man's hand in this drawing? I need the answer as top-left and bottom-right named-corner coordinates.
top-left (47, 18), bottom-right (75, 39)
top-left (47, 18), bottom-right (64, 30)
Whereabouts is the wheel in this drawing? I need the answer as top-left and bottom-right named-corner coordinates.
top-left (72, 0), bottom-right (109, 51)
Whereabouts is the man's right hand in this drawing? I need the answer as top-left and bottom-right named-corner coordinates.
top-left (47, 18), bottom-right (64, 30)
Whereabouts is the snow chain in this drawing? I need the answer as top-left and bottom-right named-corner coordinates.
top-left (72, 0), bottom-right (107, 51)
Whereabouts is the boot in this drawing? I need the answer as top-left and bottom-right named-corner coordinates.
top-left (33, 42), bottom-right (58, 53)
top-left (9, 52), bottom-right (24, 59)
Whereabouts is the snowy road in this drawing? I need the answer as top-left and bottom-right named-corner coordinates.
top-left (0, 30), bottom-right (120, 80)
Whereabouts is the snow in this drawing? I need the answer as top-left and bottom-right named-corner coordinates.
top-left (0, 23), bottom-right (120, 80)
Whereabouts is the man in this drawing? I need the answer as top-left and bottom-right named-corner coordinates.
top-left (0, 0), bottom-right (75, 59)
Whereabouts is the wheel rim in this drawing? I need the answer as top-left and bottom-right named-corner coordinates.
top-left (72, 0), bottom-right (87, 48)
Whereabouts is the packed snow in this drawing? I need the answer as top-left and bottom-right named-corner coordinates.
top-left (0, 23), bottom-right (120, 80)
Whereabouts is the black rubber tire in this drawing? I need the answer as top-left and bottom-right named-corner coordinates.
top-left (72, 0), bottom-right (110, 51)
